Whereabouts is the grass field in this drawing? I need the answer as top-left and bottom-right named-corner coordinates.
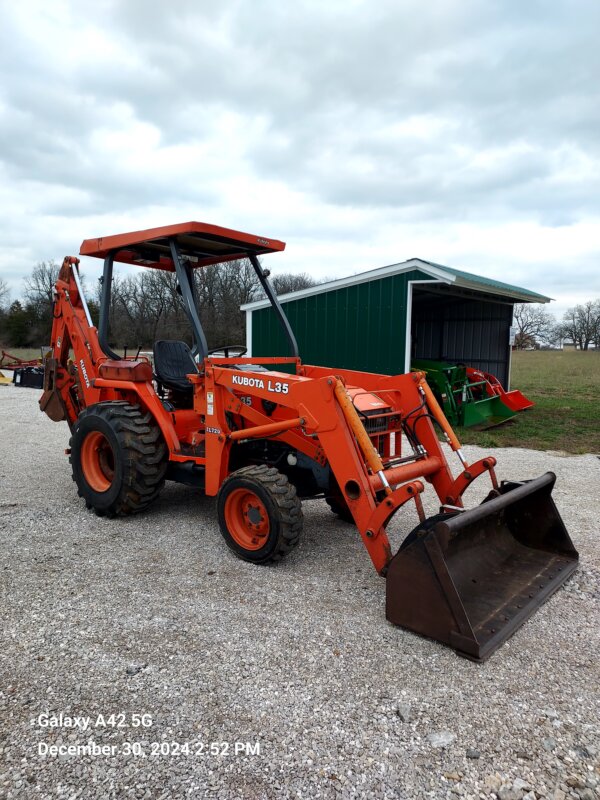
top-left (3, 346), bottom-right (599, 454)
top-left (459, 350), bottom-right (600, 454)
top-left (0, 346), bottom-right (44, 363)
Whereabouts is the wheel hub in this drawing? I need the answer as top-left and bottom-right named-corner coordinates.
top-left (80, 430), bottom-right (115, 493)
top-left (245, 503), bottom-right (264, 527)
top-left (224, 489), bottom-right (270, 550)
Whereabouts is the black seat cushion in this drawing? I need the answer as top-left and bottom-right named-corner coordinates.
top-left (153, 340), bottom-right (199, 392)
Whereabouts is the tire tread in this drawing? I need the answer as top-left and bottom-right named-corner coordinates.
top-left (218, 465), bottom-right (303, 563)
top-left (70, 402), bottom-right (167, 517)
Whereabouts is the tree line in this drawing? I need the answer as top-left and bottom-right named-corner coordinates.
top-left (0, 262), bottom-right (598, 353)
top-left (512, 301), bottom-right (600, 350)
top-left (0, 260), bottom-right (318, 351)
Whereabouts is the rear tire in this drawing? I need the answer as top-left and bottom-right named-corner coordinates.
top-left (70, 402), bottom-right (167, 517)
top-left (217, 465), bottom-right (303, 563)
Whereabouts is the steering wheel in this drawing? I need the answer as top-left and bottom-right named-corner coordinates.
top-left (207, 345), bottom-right (248, 358)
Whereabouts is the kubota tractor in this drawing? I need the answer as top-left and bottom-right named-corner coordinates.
top-left (40, 222), bottom-right (578, 661)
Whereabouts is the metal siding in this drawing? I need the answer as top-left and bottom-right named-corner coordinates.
top-left (251, 269), bottom-right (429, 372)
top-left (413, 295), bottom-right (512, 385)
top-left (250, 272), bottom-right (511, 384)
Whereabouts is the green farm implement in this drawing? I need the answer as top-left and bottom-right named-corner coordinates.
top-left (411, 359), bottom-right (516, 429)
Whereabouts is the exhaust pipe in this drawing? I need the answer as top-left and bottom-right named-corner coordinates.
top-left (386, 472), bottom-right (578, 661)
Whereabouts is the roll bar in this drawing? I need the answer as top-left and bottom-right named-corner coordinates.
top-left (248, 253), bottom-right (299, 359)
top-left (98, 252), bottom-right (120, 361)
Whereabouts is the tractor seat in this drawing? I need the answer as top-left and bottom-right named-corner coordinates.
top-left (153, 340), bottom-right (199, 393)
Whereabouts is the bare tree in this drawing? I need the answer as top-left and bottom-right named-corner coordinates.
top-left (0, 278), bottom-right (9, 310)
top-left (194, 258), bottom-right (261, 346)
top-left (18, 260), bottom-right (62, 344)
top-left (18, 256), bottom-right (322, 352)
top-left (23, 261), bottom-right (60, 313)
top-left (512, 304), bottom-right (556, 349)
top-left (561, 300), bottom-right (600, 350)
top-left (593, 300), bottom-right (600, 350)
top-left (92, 258), bottom-right (263, 351)
top-left (271, 272), bottom-right (318, 296)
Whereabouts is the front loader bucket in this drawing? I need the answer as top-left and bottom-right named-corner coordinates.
top-left (461, 395), bottom-right (516, 429)
top-left (386, 472), bottom-right (578, 661)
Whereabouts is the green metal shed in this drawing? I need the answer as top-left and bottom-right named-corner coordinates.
top-left (241, 258), bottom-right (551, 388)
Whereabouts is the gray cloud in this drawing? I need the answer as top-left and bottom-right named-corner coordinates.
top-left (0, 0), bottom-right (599, 315)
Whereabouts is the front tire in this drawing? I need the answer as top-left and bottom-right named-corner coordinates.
top-left (217, 465), bottom-right (303, 563)
top-left (70, 402), bottom-right (167, 517)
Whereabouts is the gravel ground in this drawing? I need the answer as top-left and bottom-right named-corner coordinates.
top-left (1, 387), bottom-right (599, 800)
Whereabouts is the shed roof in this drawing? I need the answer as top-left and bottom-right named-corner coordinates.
top-left (241, 258), bottom-right (551, 311)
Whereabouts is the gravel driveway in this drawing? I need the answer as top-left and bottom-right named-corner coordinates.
top-left (1, 387), bottom-right (598, 800)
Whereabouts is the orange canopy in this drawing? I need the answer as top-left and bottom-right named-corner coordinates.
top-left (80, 221), bottom-right (286, 271)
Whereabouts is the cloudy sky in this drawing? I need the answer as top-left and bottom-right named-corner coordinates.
top-left (1, 0), bottom-right (599, 316)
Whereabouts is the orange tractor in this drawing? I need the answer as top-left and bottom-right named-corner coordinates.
top-left (40, 222), bottom-right (578, 660)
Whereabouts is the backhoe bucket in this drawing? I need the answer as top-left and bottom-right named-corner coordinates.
top-left (386, 472), bottom-right (578, 661)
top-left (460, 395), bottom-right (516, 429)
